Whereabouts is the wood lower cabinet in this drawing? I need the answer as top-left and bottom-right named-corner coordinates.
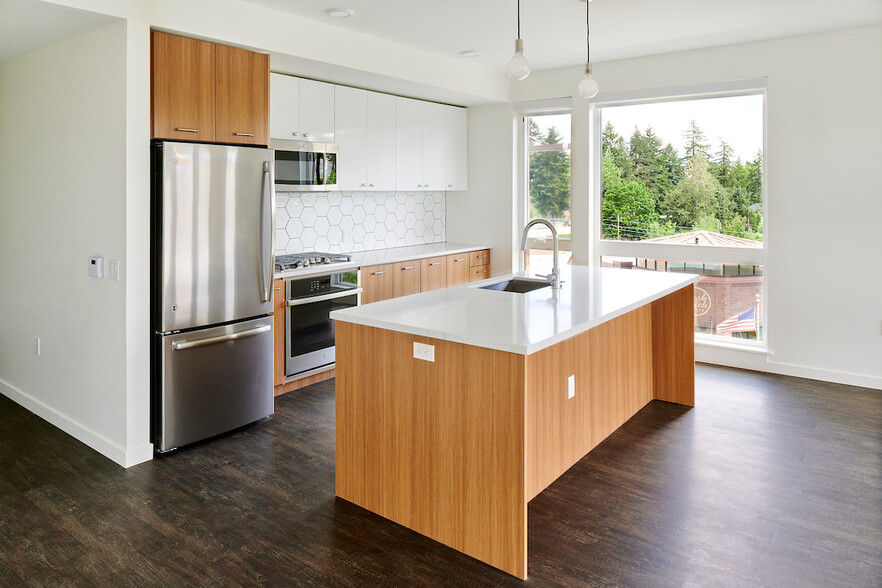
top-left (151, 31), bottom-right (268, 146)
top-left (469, 249), bottom-right (490, 268)
top-left (420, 256), bottom-right (447, 292)
top-left (151, 31), bottom-right (215, 142)
top-left (361, 264), bottom-right (394, 304)
top-left (272, 278), bottom-right (285, 387)
top-left (469, 249), bottom-right (491, 282)
top-left (215, 43), bottom-right (268, 146)
top-left (393, 262), bottom-right (421, 297)
top-left (446, 254), bottom-right (470, 286)
top-left (470, 266), bottom-right (490, 282)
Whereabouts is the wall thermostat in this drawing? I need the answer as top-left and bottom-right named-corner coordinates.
top-left (89, 257), bottom-right (104, 279)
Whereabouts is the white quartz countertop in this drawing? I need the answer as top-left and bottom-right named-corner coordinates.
top-left (330, 265), bottom-right (698, 355)
top-left (274, 242), bottom-right (488, 280)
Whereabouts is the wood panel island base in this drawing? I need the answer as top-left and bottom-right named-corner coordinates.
top-left (332, 267), bottom-right (697, 579)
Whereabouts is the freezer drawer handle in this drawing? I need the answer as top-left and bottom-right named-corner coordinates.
top-left (286, 287), bottom-right (363, 307)
top-left (172, 325), bottom-right (271, 351)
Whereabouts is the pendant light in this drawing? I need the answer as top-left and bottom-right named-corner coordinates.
top-left (507, 0), bottom-right (530, 80)
top-left (578, 0), bottom-right (599, 99)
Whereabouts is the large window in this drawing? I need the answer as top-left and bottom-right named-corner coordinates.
top-left (593, 83), bottom-right (767, 347)
top-left (523, 112), bottom-right (573, 276)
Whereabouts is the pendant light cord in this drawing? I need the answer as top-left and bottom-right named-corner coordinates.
top-left (586, 0), bottom-right (590, 64)
top-left (517, 0), bottom-right (521, 40)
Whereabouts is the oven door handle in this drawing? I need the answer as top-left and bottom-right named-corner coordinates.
top-left (286, 287), bottom-right (363, 307)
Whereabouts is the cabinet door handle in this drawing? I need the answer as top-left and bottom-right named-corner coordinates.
top-left (448, 184), bottom-right (453, 188)
top-left (477, 254), bottom-right (487, 259)
top-left (235, 132), bottom-right (255, 137)
top-left (371, 271), bottom-right (385, 275)
top-left (176, 128), bottom-right (199, 133)
top-left (292, 132), bottom-right (298, 136)
top-left (454, 258), bottom-right (465, 262)
top-left (429, 262), bottom-right (441, 266)
top-left (402, 266), bottom-right (415, 271)
top-left (303, 132), bottom-right (310, 138)
top-left (369, 183), bottom-right (375, 188)
top-left (361, 183), bottom-right (368, 188)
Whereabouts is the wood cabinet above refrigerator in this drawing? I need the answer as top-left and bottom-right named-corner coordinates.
top-left (151, 31), bottom-right (268, 146)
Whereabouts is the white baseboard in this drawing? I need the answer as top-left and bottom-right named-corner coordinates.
top-left (696, 346), bottom-right (882, 390)
top-left (0, 377), bottom-right (153, 468)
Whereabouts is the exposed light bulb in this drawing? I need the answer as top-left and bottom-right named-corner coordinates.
top-left (508, 38), bottom-right (531, 81)
top-left (578, 63), bottom-right (599, 99)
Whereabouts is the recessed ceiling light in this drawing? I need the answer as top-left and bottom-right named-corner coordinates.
top-left (459, 50), bottom-right (482, 58)
top-left (324, 7), bottom-right (354, 18)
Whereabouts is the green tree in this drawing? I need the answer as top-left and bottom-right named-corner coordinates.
top-left (529, 125), bottom-right (571, 218)
top-left (661, 152), bottom-right (720, 228)
top-left (711, 140), bottom-right (736, 188)
top-left (601, 157), bottom-right (659, 240)
top-left (682, 120), bottom-right (711, 161)
top-left (601, 122), bottom-right (630, 172)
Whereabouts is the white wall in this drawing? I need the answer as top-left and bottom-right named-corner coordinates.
top-left (454, 25), bottom-right (882, 388)
top-left (0, 21), bottom-right (151, 464)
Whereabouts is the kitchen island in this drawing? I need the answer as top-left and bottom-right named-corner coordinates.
top-left (330, 266), bottom-right (698, 579)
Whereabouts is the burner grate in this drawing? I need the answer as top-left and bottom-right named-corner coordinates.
top-left (275, 251), bottom-right (351, 271)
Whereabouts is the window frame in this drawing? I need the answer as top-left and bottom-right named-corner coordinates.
top-left (589, 79), bottom-right (769, 350)
top-left (515, 99), bottom-right (575, 271)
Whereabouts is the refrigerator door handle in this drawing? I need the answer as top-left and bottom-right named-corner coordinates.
top-left (260, 161), bottom-right (273, 303)
top-left (172, 324), bottom-right (271, 351)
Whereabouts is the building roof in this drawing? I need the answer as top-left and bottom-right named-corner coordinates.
top-left (641, 230), bottom-right (762, 248)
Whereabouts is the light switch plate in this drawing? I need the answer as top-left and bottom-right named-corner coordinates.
top-left (413, 342), bottom-right (435, 362)
top-left (88, 257), bottom-right (104, 279)
top-left (107, 258), bottom-right (120, 281)
top-left (568, 374), bottom-right (575, 399)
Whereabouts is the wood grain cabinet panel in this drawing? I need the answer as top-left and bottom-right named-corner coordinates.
top-left (469, 249), bottom-right (490, 267)
top-left (446, 254), bottom-right (470, 286)
top-left (272, 278), bottom-right (285, 387)
top-left (151, 31), bottom-right (216, 142)
top-left (215, 43), bottom-right (268, 146)
top-left (469, 266), bottom-right (490, 282)
top-left (420, 256), bottom-right (447, 292)
top-left (393, 262), bottom-right (421, 297)
top-left (361, 264), bottom-right (394, 304)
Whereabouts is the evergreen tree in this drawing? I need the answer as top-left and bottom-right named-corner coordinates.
top-left (601, 122), bottom-right (630, 172)
top-left (662, 152), bottom-right (720, 228)
top-left (682, 120), bottom-right (711, 161)
top-left (711, 140), bottom-right (736, 188)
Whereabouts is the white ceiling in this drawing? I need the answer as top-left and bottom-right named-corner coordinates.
top-left (0, 0), bottom-right (120, 62)
top-left (240, 0), bottom-right (882, 71)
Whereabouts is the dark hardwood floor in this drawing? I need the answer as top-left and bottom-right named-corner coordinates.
top-left (1, 365), bottom-right (880, 587)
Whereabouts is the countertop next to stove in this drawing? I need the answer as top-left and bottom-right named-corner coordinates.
top-left (273, 242), bottom-right (489, 280)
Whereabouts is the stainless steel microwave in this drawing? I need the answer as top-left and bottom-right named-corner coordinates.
top-left (271, 139), bottom-right (337, 192)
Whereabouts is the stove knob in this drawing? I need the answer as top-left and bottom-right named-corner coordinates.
top-left (323, 257), bottom-right (331, 263)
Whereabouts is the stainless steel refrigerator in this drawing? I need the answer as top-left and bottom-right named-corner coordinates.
top-left (151, 141), bottom-right (275, 452)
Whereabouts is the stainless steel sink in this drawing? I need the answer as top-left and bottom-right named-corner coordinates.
top-left (479, 278), bottom-right (551, 293)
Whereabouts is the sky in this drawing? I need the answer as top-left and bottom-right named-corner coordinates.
top-left (601, 94), bottom-right (764, 162)
top-left (528, 94), bottom-right (764, 163)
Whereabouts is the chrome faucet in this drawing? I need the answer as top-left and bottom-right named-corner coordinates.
top-left (520, 218), bottom-right (561, 289)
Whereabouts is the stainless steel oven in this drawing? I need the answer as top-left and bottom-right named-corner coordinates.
top-left (285, 271), bottom-right (360, 378)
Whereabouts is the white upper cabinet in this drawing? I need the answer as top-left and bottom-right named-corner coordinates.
top-left (335, 85), bottom-right (368, 190)
top-left (270, 73), bottom-right (299, 140)
top-left (270, 74), bottom-right (334, 142)
top-left (396, 97), bottom-right (423, 192)
top-left (366, 92), bottom-right (397, 191)
top-left (299, 79), bottom-right (335, 143)
top-left (336, 88), bottom-right (397, 191)
top-left (421, 102), bottom-right (447, 192)
top-left (274, 74), bottom-right (466, 191)
top-left (446, 106), bottom-right (467, 191)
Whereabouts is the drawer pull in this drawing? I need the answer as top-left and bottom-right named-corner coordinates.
top-left (234, 132), bottom-right (255, 137)
top-left (176, 128), bottom-right (199, 133)
top-left (402, 266), bottom-right (415, 271)
top-left (477, 254), bottom-right (487, 259)
top-left (372, 271), bottom-right (385, 275)
top-left (476, 270), bottom-right (487, 274)
top-left (430, 262), bottom-right (441, 266)
top-left (454, 258), bottom-right (465, 262)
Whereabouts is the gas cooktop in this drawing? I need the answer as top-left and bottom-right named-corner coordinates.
top-left (275, 251), bottom-right (352, 272)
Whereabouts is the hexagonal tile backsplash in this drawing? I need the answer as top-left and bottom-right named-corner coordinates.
top-left (275, 191), bottom-right (446, 255)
